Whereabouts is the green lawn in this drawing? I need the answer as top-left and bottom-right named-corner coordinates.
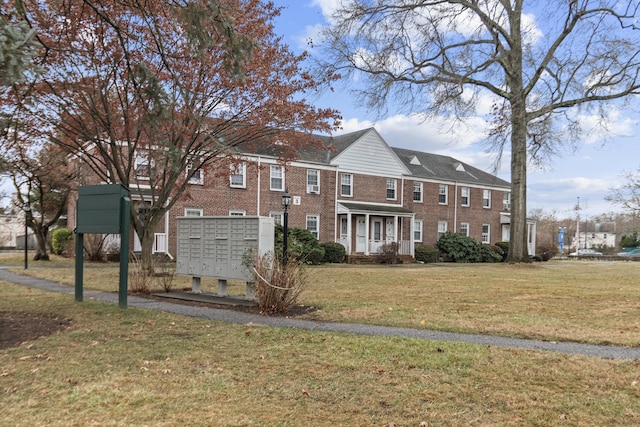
top-left (2, 256), bottom-right (640, 425)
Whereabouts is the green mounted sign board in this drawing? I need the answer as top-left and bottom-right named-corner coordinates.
top-left (76, 184), bottom-right (129, 234)
top-left (75, 183), bottom-right (131, 308)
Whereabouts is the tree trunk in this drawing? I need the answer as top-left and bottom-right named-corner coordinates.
top-left (505, 3), bottom-right (530, 263)
top-left (139, 226), bottom-right (155, 275)
top-left (132, 212), bottom-right (162, 275)
top-left (32, 224), bottom-right (50, 261)
top-left (508, 112), bottom-right (530, 263)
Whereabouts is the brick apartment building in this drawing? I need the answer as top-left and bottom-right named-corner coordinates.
top-left (68, 127), bottom-right (536, 259)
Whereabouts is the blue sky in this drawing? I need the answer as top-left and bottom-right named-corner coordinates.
top-left (271, 0), bottom-right (640, 219)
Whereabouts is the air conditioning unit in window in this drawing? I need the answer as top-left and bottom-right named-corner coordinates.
top-left (308, 184), bottom-right (320, 194)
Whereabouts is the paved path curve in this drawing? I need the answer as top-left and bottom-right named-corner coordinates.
top-left (1, 268), bottom-right (638, 360)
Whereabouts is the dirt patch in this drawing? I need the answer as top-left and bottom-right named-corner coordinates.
top-left (0, 312), bottom-right (72, 350)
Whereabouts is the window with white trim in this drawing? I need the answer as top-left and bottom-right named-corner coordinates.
top-left (483, 189), bottom-right (491, 208)
top-left (269, 211), bottom-right (283, 226)
top-left (229, 210), bottom-right (245, 216)
top-left (230, 163), bottom-right (246, 188)
top-left (386, 179), bottom-right (397, 200)
top-left (414, 220), bottom-right (423, 242)
top-left (413, 182), bottom-right (423, 202)
top-left (135, 151), bottom-right (150, 179)
top-left (184, 208), bottom-right (203, 217)
top-left (270, 165), bottom-right (284, 191)
top-left (187, 162), bottom-right (204, 185)
top-left (306, 214), bottom-right (319, 239)
top-left (439, 184), bottom-right (448, 204)
top-left (503, 192), bottom-right (511, 210)
top-left (306, 169), bottom-right (320, 194)
top-left (461, 187), bottom-right (470, 206)
top-left (482, 224), bottom-right (490, 243)
top-left (437, 221), bottom-right (448, 240)
top-left (460, 222), bottom-right (469, 237)
top-left (340, 173), bottom-right (353, 197)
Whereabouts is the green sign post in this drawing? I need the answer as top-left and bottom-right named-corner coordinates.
top-left (75, 184), bottom-right (130, 308)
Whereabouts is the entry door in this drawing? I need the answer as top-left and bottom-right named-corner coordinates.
top-left (502, 225), bottom-right (510, 242)
top-left (356, 219), bottom-right (366, 253)
top-left (386, 219), bottom-right (394, 242)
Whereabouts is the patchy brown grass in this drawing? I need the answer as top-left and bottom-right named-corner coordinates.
top-left (5, 255), bottom-right (640, 346)
top-left (299, 261), bottom-right (640, 346)
top-left (1, 282), bottom-right (639, 426)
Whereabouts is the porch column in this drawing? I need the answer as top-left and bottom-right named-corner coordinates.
top-left (394, 215), bottom-right (398, 243)
top-left (346, 212), bottom-right (352, 254)
top-left (364, 213), bottom-right (370, 255)
top-left (410, 214), bottom-right (415, 257)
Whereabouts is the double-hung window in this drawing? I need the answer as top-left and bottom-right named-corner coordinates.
top-left (413, 182), bottom-right (423, 202)
top-left (461, 187), bottom-right (470, 206)
top-left (482, 224), bottom-right (490, 243)
top-left (386, 179), bottom-right (397, 200)
top-left (439, 184), bottom-right (448, 204)
top-left (187, 162), bottom-right (204, 185)
top-left (341, 173), bottom-right (353, 197)
top-left (503, 192), bottom-right (511, 210)
top-left (270, 165), bottom-right (285, 191)
top-left (307, 169), bottom-right (320, 194)
top-left (135, 151), bottom-right (150, 180)
top-left (414, 220), bottom-right (423, 242)
top-left (437, 221), bottom-right (448, 240)
top-left (230, 163), bottom-right (246, 188)
top-left (483, 189), bottom-right (491, 208)
top-left (460, 222), bottom-right (469, 237)
top-left (269, 212), bottom-right (283, 226)
top-left (306, 215), bottom-right (319, 239)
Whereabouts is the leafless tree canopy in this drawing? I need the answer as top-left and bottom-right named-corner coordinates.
top-left (320, 0), bottom-right (640, 261)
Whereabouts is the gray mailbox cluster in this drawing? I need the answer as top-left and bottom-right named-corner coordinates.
top-left (176, 216), bottom-right (275, 298)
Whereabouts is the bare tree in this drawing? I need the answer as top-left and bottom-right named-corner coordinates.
top-left (9, 143), bottom-right (73, 260)
top-left (606, 169), bottom-right (640, 213)
top-left (3, 0), bottom-right (340, 272)
top-left (320, 0), bottom-right (640, 262)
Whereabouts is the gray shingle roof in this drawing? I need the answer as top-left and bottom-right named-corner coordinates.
top-left (392, 147), bottom-right (510, 188)
top-left (233, 126), bottom-right (509, 188)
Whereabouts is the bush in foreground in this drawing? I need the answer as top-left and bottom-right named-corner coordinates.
top-left (252, 253), bottom-right (309, 314)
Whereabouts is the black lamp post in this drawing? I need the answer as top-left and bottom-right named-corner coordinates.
top-left (281, 190), bottom-right (291, 264)
top-left (23, 202), bottom-right (30, 269)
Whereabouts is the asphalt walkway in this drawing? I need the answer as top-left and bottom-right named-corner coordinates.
top-left (1, 268), bottom-right (639, 360)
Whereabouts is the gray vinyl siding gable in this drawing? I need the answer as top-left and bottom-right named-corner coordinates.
top-left (330, 130), bottom-right (409, 177)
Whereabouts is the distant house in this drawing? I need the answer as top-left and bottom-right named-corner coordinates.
top-left (67, 127), bottom-right (536, 260)
top-left (573, 222), bottom-right (616, 250)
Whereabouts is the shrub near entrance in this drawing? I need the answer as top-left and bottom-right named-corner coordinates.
top-left (436, 231), bottom-right (502, 263)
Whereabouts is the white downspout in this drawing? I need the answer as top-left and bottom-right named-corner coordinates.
top-left (453, 182), bottom-right (458, 233)
top-left (256, 157), bottom-right (261, 215)
top-left (164, 198), bottom-right (174, 260)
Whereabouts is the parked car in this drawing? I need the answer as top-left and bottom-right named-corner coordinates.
top-left (617, 248), bottom-right (640, 257)
top-left (569, 249), bottom-right (603, 256)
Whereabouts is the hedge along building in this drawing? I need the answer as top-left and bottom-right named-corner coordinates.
top-left (67, 127), bottom-right (536, 260)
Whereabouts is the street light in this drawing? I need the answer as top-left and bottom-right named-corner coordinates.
top-left (23, 202), bottom-right (30, 269)
top-left (281, 190), bottom-right (291, 264)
